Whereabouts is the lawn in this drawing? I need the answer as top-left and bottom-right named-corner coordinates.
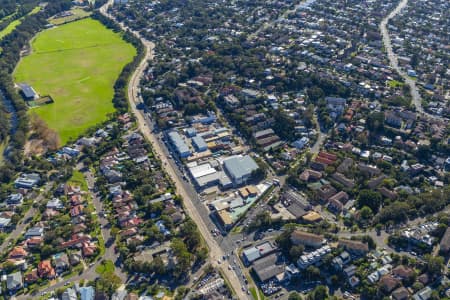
top-left (0, 6), bottom-right (41, 40)
top-left (68, 170), bottom-right (88, 190)
top-left (96, 260), bottom-right (115, 275)
top-left (14, 18), bottom-right (136, 144)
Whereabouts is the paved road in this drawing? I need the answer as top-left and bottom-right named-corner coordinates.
top-left (20, 166), bottom-right (129, 299)
top-left (81, 166), bottom-right (127, 282)
top-left (99, 2), bottom-right (250, 299)
top-left (0, 182), bottom-right (53, 254)
top-left (379, 0), bottom-right (445, 122)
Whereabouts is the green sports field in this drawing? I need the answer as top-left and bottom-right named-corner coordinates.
top-left (14, 18), bottom-right (136, 144)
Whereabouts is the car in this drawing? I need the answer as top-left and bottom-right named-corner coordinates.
top-left (64, 282), bottom-right (70, 286)
top-left (242, 287), bottom-right (246, 292)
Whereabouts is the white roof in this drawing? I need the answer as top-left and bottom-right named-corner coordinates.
top-left (189, 163), bottom-right (216, 178)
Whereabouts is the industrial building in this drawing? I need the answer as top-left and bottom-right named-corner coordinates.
top-left (168, 131), bottom-right (191, 158)
top-left (192, 136), bottom-right (208, 152)
top-left (223, 155), bottom-right (259, 186)
top-left (187, 161), bottom-right (232, 190)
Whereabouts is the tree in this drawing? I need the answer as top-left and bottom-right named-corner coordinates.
top-left (308, 285), bottom-right (328, 300)
top-left (360, 206), bottom-right (373, 220)
top-left (367, 112), bottom-right (384, 132)
top-left (96, 272), bottom-right (121, 296)
top-left (288, 292), bottom-right (302, 300)
top-left (289, 245), bottom-right (304, 261)
top-left (424, 255), bottom-right (444, 277)
top-left (357, 190), bottom-right (382, 213)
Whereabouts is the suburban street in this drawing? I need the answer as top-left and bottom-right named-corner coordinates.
top-left (0, 182), bottom-right (53, 254)
top-left (379, 0), bottom-right (447, 122)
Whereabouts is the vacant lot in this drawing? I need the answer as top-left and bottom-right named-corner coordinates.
top-left (14, 18), bottom-right (136, 144)
top-left (49, 8), bottom-right (92, 25)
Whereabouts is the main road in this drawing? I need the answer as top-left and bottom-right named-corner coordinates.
top-left (99, 1), bottom-right (250, 299)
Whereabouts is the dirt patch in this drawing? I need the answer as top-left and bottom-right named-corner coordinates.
top-left (24, 139), bottom-right (46, 157)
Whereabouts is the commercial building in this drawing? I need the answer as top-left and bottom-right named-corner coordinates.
top-left (168, 131), bottom-right (191, 158)
top-left (223, 155), bottom-right (259, 186)
top-left (242, 241), bottom-right (277, 265)
top-left (252, 254), bottom-right (285, 283)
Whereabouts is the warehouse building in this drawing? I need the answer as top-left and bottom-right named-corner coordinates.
top-left (188, 162), bottom-right (232, 190)
top-left (168, 131), bottom-right (191, 158)
top-left (192, 136), bottom-right (208, 152)
top-left (223, 155), bottom-right (259, 186)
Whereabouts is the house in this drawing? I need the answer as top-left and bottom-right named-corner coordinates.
top-left (62, 287), bottom-right (78, 300)
top-left (46, 198), bottom-right (64, 210)
top-left (348, 276), bottom-right (360, 288)
top-left (328, 191), bottom-right (349, 213)
top-left (293, 137), bottom-right (309, 149)
top-left (223, 94), bottom-right (240, 108)
top-left (26, 237), bottom-right (43, 248)
top-left (6, 272), bottom-right (23, 292)
top-left (38, 260), bottom-right (56, 279)
top-left (392, 287), bottom-right (410, 300)
top-left (316, 184), bottom-right (337, 201)
top-left (392, 265), bottom-right (415, 281)
top-left (155, 220), bottom-right (170, 236)
top-left (6, 193), bottom-right (24, 206)
top-left (53, 253), bottom-right (70, 273)
top-left (379, 275), bottom-right (400, 293)
top-left (14, 173), bottom-right (40, 189)
top-left (24, 226), bottom-right (44, 239)
top-left (69, 251), bottom-right (82, 266)
top-left (326, 97), bottom-right (346, 119)
top-left (412, 286), bottom-right (432, 300)
top-left (24, 269), bottom-right (39, 284)
top-left (290, 230), bottom-right (324, 248)
top-left (80, 286), bottom-right (95, 300)
top-left (8, 246), bottom-right (28, 260)
top-left (0, 217), bottom-right (11, 231)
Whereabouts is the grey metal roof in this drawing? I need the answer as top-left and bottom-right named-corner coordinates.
top-left (19, 83), bottom-right (37, 99)
top-left (223, 155), bottom-right (259, 180)
top-left (168, 131), bottom-right (190, 155)
top-left (192, 136), bottom-right (207, 151)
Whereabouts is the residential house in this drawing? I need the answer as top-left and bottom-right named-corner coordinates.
top-left (38, 260), bottom-right (56, 279)
top-left (7, 272), bottom-right (23, 292)
top-left (53, 253), bottom-right (70, 273)
top-left (24, 226), bottom-right (44, 239)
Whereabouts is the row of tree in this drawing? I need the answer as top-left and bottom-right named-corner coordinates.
top-left (0, 0), bottom-right (73, 183)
